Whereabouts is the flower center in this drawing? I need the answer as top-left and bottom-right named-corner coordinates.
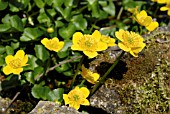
top-left (127, 37), bottom-right (134, 44)
top-left (46, 40), bottom-right (58, 49)
top-left (9, 58), bottom-right (22, 69)
top-left (73, 95), bottom-right (79, 101)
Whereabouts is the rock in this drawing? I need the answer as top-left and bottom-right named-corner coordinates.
top-left (0, 96), bottom-right (11, 114)
top-left (29, 101), bottom-right (89, 114)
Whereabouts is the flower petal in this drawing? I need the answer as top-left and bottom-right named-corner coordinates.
top-left (83, 51), bottom-right (98, 58)
top-left (52, 37), bottom-right (59, 42)
top-left (168, 9), bottom-right (170, 16)
top-left (3, 66), bottom-right (13, 75)
top-left (13, 68), bottom-right (23, 74)
top-left (63, 94), bottom-right (69, 105)
top-left (118, 43), bottom-right (131, 52)
top-left (5, 55), bottom-right (14, 65)
top-left (72, 32), bottom-right (83, 44)
top-left (81, 99), bottom-right (90, 106)
top-left (69, 103), bottom-right (80, 110)
top-left (15, 50), bottom-right (25, 59)
top-left (146, 21), bottom-right (159, 31)
top-left (71, 44), bottom-right (82, 50)
top-left (96, 42), bottom-right (108, 51)
top-left (53, 42), bottom-right (64, 52)
top-left (80, 87), bottom-right (90, 98)
top-left (92, 73), bottom-right (100, 82)
top-left (115, 29), bottom-right (125, 41)
top-left (160, 6), bottom-right (169, 11)
top-left (92, 30), bottom-right (101, 41)
top-left (22, 54), bottom-right (28, 66)
top-left (130, 51), bottom-right (138, 57)
top-left (41, 38), bottom-right (48, 46)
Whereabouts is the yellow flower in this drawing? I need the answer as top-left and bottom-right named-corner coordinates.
top-left (41, 37), bottom-right (64, 52)
top-left (128, 6), bottom-right (139, 15)
top-left (100, 35), bottom-right (116, 47)
top-left (63, 86), bottom-right (90, 110)
top-left (81, 64), bottom-right (100, 84)
top-left (3, 50), bottom-right (28, 75)
top-left (71, 30), bottom-right (108, 58)
top-left (135, 10), bottom-right (152, 27)
top-left (160, 4), bottom-right (170, 16)
top-left (115, 29), bottom-right (146, 57)
top-left (152, 0), bottom-right (167, 3)
top-left (146, 21), bottom-right (159, 31)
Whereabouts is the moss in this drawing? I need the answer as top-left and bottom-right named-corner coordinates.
top-left (103, 33), bottom-right (170, 113)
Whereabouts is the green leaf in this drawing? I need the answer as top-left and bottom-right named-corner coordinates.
top-left (45, 0), bottom-right (53, 6)
top-left (59, 23), bottom-right (76, 39)
top-left (102, 0), bottom-right (115, 17)
top-left (0, 45), bottom-right (6, 54)
top-left (60, 40), bottom-right (72, 51)
top-left (11, 42), bottom-right (20, 49)
top-left (0, 1), bottom-right (8, 11)
top-left (10, 15), bottom-right (24, 31)
top-left (0, 24), bottom-right (11, 32)
top-left (0, 55), bottom-right (5, 66)
top-left (24, 66), bottom-right (44, 83)
top-left (20, 27), bottom-right (43, 41)
top-left (63, 70), bottom-right (73, 77)
top-left (53, 0), bottom-right (64, 7)
top-left (64, 0), bottom-right (74, 7)
top-left (71, 14), bottom-right (87, 31)
top-left (55, 63), bottom-right (71, 73)
top-left (37, 8), bottom-right (51, 23)
top-left (57, 50), bottom-right (69, 59)
top-left (24, 55), bottom-right (39, 71)
top-left (34, 45), bottom-right (50, 62)
top-left (34, 0), bottom-right (45, 8)
top-left (5, 46), bottom-right (14, 55)
top-left (9, 3), bottom-right (19, 12)
top-left (31, 85), bottom-right (51, 100)
top-left (46, 88), bottom-right (64, 102)
top-left (55, 20), bottom-right (64, 28)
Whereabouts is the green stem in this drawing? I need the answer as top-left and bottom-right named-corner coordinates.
top-left (117, 7), bottom-right (123, 20)
top-left (70, 55), bottom-right (85, 89)
top-left (90, 51), bottom-right (125, 95)
top-left (79, 79), bottom-right (86, 87)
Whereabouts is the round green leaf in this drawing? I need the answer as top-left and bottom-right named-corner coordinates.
top-left (0, 1), bottom-right (8, 11)
top-left (34, 45), bottom-right (50, 62)
top-left (5, 46), bottom-right (14, 55)
top-left (46, 88), bottom-right (64, 102)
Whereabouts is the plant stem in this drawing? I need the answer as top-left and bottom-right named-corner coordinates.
top-left (79, 79), bottom-right (86, 87)
top-left (70, 55), bottom-right (85, 89)
top-left (90, 51), bottom-right (125, 96)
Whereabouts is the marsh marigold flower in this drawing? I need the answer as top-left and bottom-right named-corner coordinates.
top-left (115, 29), bottom-right (146, 57)
top-left (3, 50), bottom-right (28, 75)
top-left (41, 37), bottom-right (64, 52)
top-left (160, 3), bottom-right (170, 16)
top-left (71, 30), bottom-right (108, 58)
top-left (81, 64), bottom-right (100, 84)
top-left (100, 35), bottom-right (116, 47)
top-left (130, 9), bottom-right (159, 31)
top-left (63, 86), bottom-right (90, 110)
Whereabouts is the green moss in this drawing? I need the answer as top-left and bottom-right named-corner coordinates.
top-left (104, 33), bottom-right (170, 113)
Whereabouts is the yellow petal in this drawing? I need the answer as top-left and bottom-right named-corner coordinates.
top-left (52, 37), bottom-right (59, 42)
top-left (81, 99), bottom-right (90, 106)
top-left (138, 10), bottom-right (147, 18)
top-left (80, 87), bottom-right (90, 98)
top-left (96, 42), bottom-right (108, 51)
top-left (3, 66), bottom-right (13, 75)
top-left (5, 55), bottom-right (14, 65)
top-left (108, 38), bottom-right (116, 46)
top-left (92, 73), bottom-right (100, 81)
top-left (15, 50), bottom-right (25, 59)
top-left (143, 16), bottom-right (152, 26)
top-left (72, 32), bottom-right (83, 44)
top-left (71, 44), bottom-right (82, 50)
top-left (130, 51), bottom-right (138, 57)
top-left (54, 42), bottom-right (64, 52)
top-left (146, 21), bottom-right (159, 31)
top-left (118, 43), bottom-right (131, 52)
top-left (168, 9), bottom-right (170, 16)
top-left (83, 51), bottom-right (98, 58)
top-left (13, 68), bottom-right (23, 74)
top-left (115, 29), bottom-right (124, 41)
top-left (22, 54), bottom-right (28, 66)
top-left (41, 38), bottom-right (49, 45)
top-left (160, 6), bottom-right (169, 11)
top-left (92, 30), bottom-right (101, 41)
top-left (63, 94), bottom-right (69, 105)
top-left (69, 103), bottom-right (80, 110)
